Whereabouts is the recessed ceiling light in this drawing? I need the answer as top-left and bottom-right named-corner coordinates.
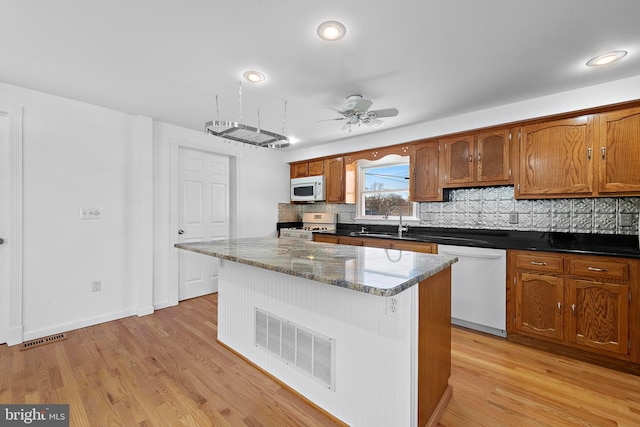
top-left (242, 70), bottom-right (266, 83)
top-left (317, 21), bottom-right (346, 41)
top-left (586, 50), bottom-right (627, 67)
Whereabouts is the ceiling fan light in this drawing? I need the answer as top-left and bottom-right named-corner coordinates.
top-left (586, 50), bottom-right (627, 66)
top-left (317, 21), bottom-right (346, 41)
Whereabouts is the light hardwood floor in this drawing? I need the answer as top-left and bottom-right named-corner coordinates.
top-left (1, 293), bottom-right (639, 426)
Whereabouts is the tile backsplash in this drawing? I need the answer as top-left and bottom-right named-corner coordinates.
top-left (279, 186), bottom-right (640, 235)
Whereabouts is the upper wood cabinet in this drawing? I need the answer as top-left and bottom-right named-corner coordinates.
top-left (597, 106), bottom-right (640, 195)
top-left (515, 107), bottom-right (640, 199)
top-left (440, 128), bottom-right (512, 188)
top-left (290, 160), bottom-right (324, 178)
top-left (410, 140), bottom-right (443, 202)
top-left (324, 157), bottom-right (345, 203)
top-left (515, 116), bottom-right (595, 199)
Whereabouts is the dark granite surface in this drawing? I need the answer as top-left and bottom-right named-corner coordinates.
top-left (323, 224), bottom-right (640, 258)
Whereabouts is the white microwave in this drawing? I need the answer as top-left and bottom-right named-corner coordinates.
top-left (291, 176), bottom-right (326, 202)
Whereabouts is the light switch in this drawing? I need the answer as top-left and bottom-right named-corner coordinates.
top-left (80, 207), bottom-right (101, 219)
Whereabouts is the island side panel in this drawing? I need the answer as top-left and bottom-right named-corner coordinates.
top-left (217, 260), bottom-right (417, 427)
top-left (418, 267), bottom-right (452, 427)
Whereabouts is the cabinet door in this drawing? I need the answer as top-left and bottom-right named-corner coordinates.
top-left (441, 135), bottom-right (475, 186)
top-left (566, 279), bottom-right (629, 356)
top-left (597, 107), bottom-right (640, 195)
top-left (410, 141), bottom-right (441, 201)
top-left (308, 160), bottom-right (324, 176)
top-left (325, 157), bottom-right (345, 203)
top-left (517, 116), bottom-right (595, 198)
top-left (476, 129), bottom-right (511, 184)
top-left (515, 272), bottom-right (564, 341)
top-left (290, 162), bottom-right (308, 178)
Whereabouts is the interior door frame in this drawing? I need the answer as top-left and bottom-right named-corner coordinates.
top-left (168, 139), bottom-right (237, 306)
top-left (1, 105), bottom-right (24, 345)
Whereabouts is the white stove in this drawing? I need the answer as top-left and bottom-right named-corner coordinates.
top-left (279, 212), bottom-right (337, 240)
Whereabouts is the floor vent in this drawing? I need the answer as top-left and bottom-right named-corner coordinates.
top-left (255, 308), bottom-right (335, 390)
top-left (20, 333), bottom-right (68, 351)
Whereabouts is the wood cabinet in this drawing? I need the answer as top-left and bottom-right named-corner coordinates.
top-left (324, 157), bottom-right (346, 203)
top-left (440, 128), bottom-right (512, 188)
top-left (508, 250), bottom-right (638, 361)
top-left (410, 140), bottom-right (444, 201)
top-left (313, 234), bottom-right (437, 254)
top-left (516, 116), bottom-right (595, 198)
top-left (515, 107), bottom-right (640, 199)
top-left (597, 106), bottom-right (640, 195)
top-left (290, 160), bottom-right (324, 178)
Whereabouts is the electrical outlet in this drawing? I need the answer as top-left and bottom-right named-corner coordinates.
top-left (620, 213), bottom-right (634, 227)
top-left (80, 207), bottom-right (102, 219)
top-left (385, 297), bottom-right (400, 318)
top-left (509, 212), bottom-right (519, 224)
top-left (91, 280), bottom-right (102, 292)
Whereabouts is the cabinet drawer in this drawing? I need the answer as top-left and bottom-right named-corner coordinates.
top-left (568, 259), bottom-right (630, 281)
top-left (515, 253), bottom-right (563, 273)
top-left (391, 241), bottom-right (436, 254)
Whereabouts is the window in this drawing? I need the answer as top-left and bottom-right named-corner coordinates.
top-left (356, 155), bottom-right (416, 219)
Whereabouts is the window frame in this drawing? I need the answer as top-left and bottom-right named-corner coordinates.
top-left (355, 155), bottom-right (417, 221)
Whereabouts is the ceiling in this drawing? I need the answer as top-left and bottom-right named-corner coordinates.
top-left (2, 0), bottom-right (640, 151)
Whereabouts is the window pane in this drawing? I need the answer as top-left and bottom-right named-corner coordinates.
top-left (364, 191), bottom-right (411, 216)
top-left (364, 165), bottom-right (409, 191)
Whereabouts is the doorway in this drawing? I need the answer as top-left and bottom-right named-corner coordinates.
top-left (177, 147), bottom-right (230, 300)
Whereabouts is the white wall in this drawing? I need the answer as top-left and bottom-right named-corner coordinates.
top-left (0, 82), bottom-right (142, 341)
top-left (0, 81), bottom-right (290, 341)
top-left (284, 75), bottom-right (640, 162)
top-left (152, 122), bottom-right (289, 308)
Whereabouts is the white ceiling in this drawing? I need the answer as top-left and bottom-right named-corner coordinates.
top-left (2, 0), bottom-right (640, 150)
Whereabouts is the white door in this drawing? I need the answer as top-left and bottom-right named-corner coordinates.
top-left (178, 147), bottom-right (230, 300)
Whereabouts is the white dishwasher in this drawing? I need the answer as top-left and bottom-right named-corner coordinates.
top-left (437, 244), bottom-right (507, 337)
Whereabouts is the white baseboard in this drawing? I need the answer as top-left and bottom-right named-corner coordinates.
top-left (137, 306), bottom-right (155, 317)
top-left (7, 326), bottom-right (24, 346)
top-left (22, 308), bottom-right (138, 342)
top-left (153, 299), bottom-right (177, 310)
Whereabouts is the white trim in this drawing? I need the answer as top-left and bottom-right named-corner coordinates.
top-left (22, 308), bottom-right (138, 342)
top-left (1, 105), bottom-right (24, 345)
top-left (136, 116), bottom-right (155, 317)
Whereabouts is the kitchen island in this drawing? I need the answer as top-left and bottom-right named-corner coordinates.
top-left (175, 237), bottom-right (457, 427)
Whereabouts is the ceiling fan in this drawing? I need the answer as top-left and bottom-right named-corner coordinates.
top-left (321, 95), bottom-right (399, 132)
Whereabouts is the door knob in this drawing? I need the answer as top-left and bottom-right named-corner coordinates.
top-left (178, 229), bottom-right (185, 235)
top-left (0, 237), bottom-right (4, 244)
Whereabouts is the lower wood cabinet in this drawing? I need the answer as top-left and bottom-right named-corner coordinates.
top-left (507, 250), bottom-right (638, 362)
top-left (313, 234), bottom-right (437, 254)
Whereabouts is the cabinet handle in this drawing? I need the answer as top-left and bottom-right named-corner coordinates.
top-left (557, 302), bottom-right (562, 313)
top-left (601, 147), bottom-right (606, 160)
top-left (587, 147), bottom-right (592, 161)
top-left (478, 153), bottom-right (482, 162)
top-left (469, 154), bottom-right (473, 162)
top-left (530, 261), bottom-right (548, 266)
top-left (571, 304), bottom-right (576, 316)
top-left (587, 266), bottom-right (608, 272)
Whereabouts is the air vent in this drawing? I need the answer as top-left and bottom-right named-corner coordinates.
top-left (255, 308), bottom-right (335, 389)
top-left (20, 333), bottom-right (67, 351)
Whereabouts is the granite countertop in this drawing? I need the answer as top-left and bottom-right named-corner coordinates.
top-left (175, 237), bottom-right (457, 297)
top-left (318, 224), bottom-right (640, 259)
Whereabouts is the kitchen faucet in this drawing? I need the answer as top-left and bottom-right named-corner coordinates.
top-left (384, 205), bottom-right (408, 237)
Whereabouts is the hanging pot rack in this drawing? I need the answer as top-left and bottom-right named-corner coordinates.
top-left (205, 82), bottom-right (290, 148)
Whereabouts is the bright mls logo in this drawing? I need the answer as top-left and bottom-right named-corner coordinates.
top-left (0, 405), bottom-right (69, 426)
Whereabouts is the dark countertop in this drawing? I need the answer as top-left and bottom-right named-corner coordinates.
top-left (319, 224), bottom-right (640, 259)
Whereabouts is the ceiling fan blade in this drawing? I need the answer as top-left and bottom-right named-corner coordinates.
top-left (317, 117), bottom-right (346, 122)
top-left (328, 106), bottom-right (350, 116)
top-left (340, 122), bottom-right (351, 131)
top-left (368, 108), bottom-right (399, 118)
